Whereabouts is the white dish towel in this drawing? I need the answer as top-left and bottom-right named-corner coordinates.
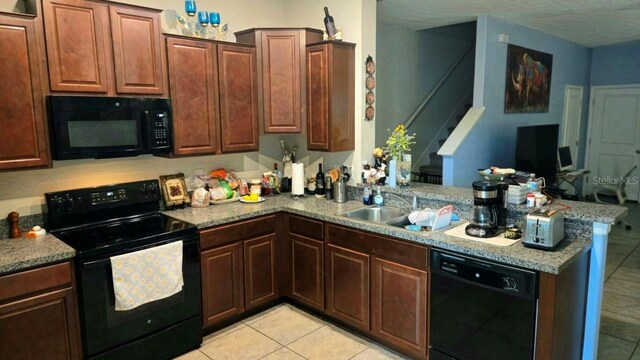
top-left (110, 241), bottom-right (184, 311)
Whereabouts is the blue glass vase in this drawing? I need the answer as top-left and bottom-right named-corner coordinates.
top-left (184, 1), bottom-right (196, 16)
top-left (209, 12), bottom-right (220, 27)
top-left (197, 11), bottom-right (209, 26)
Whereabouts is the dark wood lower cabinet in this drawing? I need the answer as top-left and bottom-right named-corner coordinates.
top-left (0, 288), bottom-right (81, 360)
top-left (325, 244), bottom-right (370, 331)
top-left (201, 242), bottom-right (245, 328)
top-left (371, 257), bottom-right (428, 358)
top-left (244, 234), bottom-right (277, 309)
top-left (291, 234), bottom-right (324, 310)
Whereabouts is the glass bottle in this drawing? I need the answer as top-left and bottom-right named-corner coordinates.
top-left (316, 163), bottom-right (325, 196)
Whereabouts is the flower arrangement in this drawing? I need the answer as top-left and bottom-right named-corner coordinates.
top-left (385, 124), bottom-right (416, 160)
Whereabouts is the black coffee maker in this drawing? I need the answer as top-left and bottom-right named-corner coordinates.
top-left (465, 180), bottom-right (508, 238)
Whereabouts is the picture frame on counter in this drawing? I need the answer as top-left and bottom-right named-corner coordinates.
top-left (160, 173), bottom-right (191, 208)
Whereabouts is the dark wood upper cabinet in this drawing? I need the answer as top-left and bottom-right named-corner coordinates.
top-left (291, 234), bottom-right (324, 310)
top-left (325, 244), bottom-right (370, 331)
top-left (42, 0), bottom-right (166, 96)
top-left (0, 13), bottom-right (50, 170)
top-left (110, 5), bottom-right (166, 95)
top-left (42, 0), bottom-right (110, 93)
top-left (166, 36), bottom-right (219, 156)
top-left (371, 257), bottom-right (428, 359)
top-left (244, 234), bottom-right (277, 309)
top-left (235, 28), bottom-right (323, 134)
top-left (306, 41), bottom-right (355, 151)
top-left (217, 43), bottom-right (259, 152)
top-left (201, 242), bottom-right (245, 328)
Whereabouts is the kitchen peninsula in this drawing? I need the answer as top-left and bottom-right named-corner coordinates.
top-left (0, 183), bottom-right (627, 359)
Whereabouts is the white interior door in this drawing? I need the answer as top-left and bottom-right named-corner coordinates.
top-left (562, 85), bottom-right (583, 166)
top-left (586, 86), bottom-right (640, 201)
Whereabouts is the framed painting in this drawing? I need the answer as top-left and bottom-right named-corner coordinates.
top-left (160, 173), bottom-right (190, 208)
top-left (505, 44), bottom-right (553, 113)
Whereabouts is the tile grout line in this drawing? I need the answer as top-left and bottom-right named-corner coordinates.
top-left (257, 346), bottom-right (286, 360)
top-left (347, 346), bottom-right (371, 360)
top-left (243, 312), bottom-right (326, 347)
top-left (284, 346), bottom-right (311, 360)
top-left (630, 340), bottom-right (640, 360)
top-left (605, 241), bottom-right (640, 282)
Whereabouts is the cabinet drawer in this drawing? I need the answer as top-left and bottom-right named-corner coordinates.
top-left (200, 215), bottom-right (276, 250)
top-left (327, 224), bottom-right (428, 271)
top-left (289, 215), bottom-right (324, 240)
top-left (0, 262), bottom-right (72, 302)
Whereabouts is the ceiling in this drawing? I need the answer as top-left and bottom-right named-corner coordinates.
top-left (377, 0), bottom-right (640, 47)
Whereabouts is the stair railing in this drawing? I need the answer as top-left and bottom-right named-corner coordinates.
top-left (403, 43), bottom-right (475, 130)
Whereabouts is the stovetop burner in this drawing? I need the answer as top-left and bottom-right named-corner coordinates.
top-left (52, 213), bottom-right (195, 259)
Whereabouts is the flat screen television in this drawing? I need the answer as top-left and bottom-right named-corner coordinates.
top-left (515, 124), bottom-right (559, 184)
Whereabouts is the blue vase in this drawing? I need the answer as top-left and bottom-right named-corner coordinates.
top-left (388, 158), bottom-right (397, 187)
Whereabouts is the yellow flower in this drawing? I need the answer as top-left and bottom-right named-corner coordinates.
top-left (373, 147), bottom-right (383, 157)
top-left (394, 124), bottom-right (404, 132)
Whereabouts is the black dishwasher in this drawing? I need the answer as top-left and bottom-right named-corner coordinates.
top-left (430, 250), bottom-right (538, 360)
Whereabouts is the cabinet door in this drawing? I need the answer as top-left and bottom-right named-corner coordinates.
top-left (261, 30), bottom-right (301, 133)
top-left (42, 0), bottom-right (110, 93)
top-left (0, 288), bottom-right (81, 360)
top-left (110, 5), bottom-right (165, 95)
top-left (0, 15), bottom-right (49, 170)
top-left (371, 257), bottom-right (427, 358)
top-left (325, 244), bottom-right (369, 331)
top-left (291, 234), bottom-right (324, 310)
top-left (167, 37), bottom-right (219, 156)
top-left (201, 242), bottom-right (244, 328)
top-left (218, 44), bottom-right (259, 152)
top-left (244, 234), bottom-right (277, 309)
top-left (306, 44), bottom-right (329, 150)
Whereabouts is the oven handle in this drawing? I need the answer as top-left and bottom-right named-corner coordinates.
top-left (81, 237), bottom-right (197, 269)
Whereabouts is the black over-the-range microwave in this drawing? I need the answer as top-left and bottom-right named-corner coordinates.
top-left (48, 96), bottom-right (173, 160)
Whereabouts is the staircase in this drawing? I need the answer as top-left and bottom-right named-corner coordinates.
top-left (416, 103), bottom-right (472, 184)
top-left (401, 42), bottom-right (475, 185)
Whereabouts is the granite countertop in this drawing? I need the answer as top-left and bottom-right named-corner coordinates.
top-left (163, 194), bottom-right (604, 274)
top-left (360, 183), bottom-right (629, 224)
top-left (0, 234), bottom-right (76, 275)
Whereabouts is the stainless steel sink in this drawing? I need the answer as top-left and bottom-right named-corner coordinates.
top-left (339, 206), bottom-right (405, 223)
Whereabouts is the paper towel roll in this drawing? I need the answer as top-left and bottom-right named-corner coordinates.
top-left (292, 163), bottom-right (305, 196)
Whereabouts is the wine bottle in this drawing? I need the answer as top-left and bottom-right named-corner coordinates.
top-left (316, 163), bottom-right (325, 196)
top-left (323, 7), bottom-right (337, 37)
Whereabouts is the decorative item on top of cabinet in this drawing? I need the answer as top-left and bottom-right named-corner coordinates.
top-left (235, 28), bottom-right (323, 134)
top-left (365, 55), bottom-right (375, 121)
top-left (217, 43), bottom-right (259, 152)
top-left (306, 41), bottom-right (355, 151)
top-left (166, 35), bottom-right (220, 156)
top-left (0, 12), bottom-right (50, 170)
top-left (42, 0), bottom-right (168, 96)
top-left (162, 2), bottom-right (228, 41)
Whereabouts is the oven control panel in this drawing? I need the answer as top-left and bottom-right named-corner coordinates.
top-left (46, 180), bottom-right (162, 218)
top-left (90, 189), bottom-right (128, 205)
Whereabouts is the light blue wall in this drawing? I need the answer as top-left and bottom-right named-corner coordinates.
top-left (591, 40), bottom-right (640, 86)
top-left (376, 22), bottom-right (476, 152)
top-left (448, 16), bottom-right (592, 187)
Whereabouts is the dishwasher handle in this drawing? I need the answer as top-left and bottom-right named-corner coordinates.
top-left (431, 249), bottom-right (538, 301)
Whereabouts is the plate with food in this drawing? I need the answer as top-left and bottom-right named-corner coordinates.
top-left (240, 194), bottom-right (265, 203)
top-left (478, 167), bottom-right (515, 181)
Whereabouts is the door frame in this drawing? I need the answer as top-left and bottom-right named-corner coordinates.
top-left (561, 85), bottom-right (583, 149)
top-left (583, 84), bottom-right (640, 196)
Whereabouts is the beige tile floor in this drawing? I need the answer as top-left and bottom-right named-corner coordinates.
top-left (598, 202), bottom-right (640, 359)
top-left (175, 203), bottom-right (640, 360)
top-left (175, 304), bottom-right (409, 360)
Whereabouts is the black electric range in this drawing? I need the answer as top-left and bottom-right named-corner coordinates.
top-left (46, 180), bottom-right (202, 360)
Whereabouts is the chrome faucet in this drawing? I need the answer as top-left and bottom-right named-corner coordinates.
top-left (384, 192), bottom-right (418, 211)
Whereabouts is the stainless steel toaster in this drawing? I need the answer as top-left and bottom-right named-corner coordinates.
top-left (523, 209), bottom-right (565, 250)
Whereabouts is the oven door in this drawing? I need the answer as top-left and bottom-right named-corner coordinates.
top-left (77, 236), bottom-right (200, 358)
